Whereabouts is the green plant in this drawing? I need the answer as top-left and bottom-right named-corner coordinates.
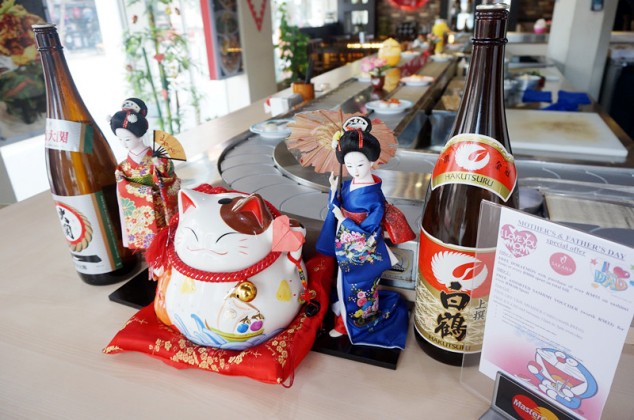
top-left (276, 2), bottom-right (309, 87)
top-left (0, 0), bottom-right (46, 125)
top-left (122, 0), bottom-right (201, 134)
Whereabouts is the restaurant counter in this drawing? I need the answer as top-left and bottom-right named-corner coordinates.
top-left (1, 51), bottom-right (633, 419)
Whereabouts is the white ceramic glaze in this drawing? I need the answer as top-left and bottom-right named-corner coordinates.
top-left (155, 189), bottom-right (306, 350)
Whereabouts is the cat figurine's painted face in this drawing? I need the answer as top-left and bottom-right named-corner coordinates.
top-left (174, 189), bottom-right (274, 272)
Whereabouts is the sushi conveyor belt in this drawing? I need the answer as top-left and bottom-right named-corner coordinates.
top-left (175, 61), bottom-right (634, 247)
top-left (176, 130), bottom-right (634, 249)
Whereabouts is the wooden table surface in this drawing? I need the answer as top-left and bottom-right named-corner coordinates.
top-left (2, 191), bottom-right (633, 418)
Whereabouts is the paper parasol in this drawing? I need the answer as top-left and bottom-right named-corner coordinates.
top-left (152, 130), bottom-right (187, 161)
top-left (285, 109), bottom-right (397, 176)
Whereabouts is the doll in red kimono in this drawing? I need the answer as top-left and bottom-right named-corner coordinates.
top-left (110, 98), bottom-right (180, 250)
top-left (316, 116), bottom-right (413, 349)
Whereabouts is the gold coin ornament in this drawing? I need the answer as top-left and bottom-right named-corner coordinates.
top-left (234, 281), bottom-right (257, 302)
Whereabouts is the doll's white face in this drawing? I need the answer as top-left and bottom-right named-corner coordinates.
top-left (344, 151), bottom-right (373, 181)
top-left (116, 128), bottom-right (145, 151)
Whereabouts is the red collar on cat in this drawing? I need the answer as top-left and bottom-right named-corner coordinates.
top-left (166, 243), bottom-right (281, 283)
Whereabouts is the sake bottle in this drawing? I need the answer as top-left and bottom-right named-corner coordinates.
top-left (33, 24), bottom-right (140, 285)
top-left (414, 1), bottom-right (519, 365)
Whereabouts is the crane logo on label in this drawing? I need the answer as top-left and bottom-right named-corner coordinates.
top-left (454, 143), bottom-right (490, 170)
top-left (415, 229), bottom-right (497, 353)
top-left (431, 251), bottom-right (488, 294)
top-left (432, 133), bottom-right (517, 202)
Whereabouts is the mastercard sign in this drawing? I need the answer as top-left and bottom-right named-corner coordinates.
top-left (512, 394), bottom-right (559, 420)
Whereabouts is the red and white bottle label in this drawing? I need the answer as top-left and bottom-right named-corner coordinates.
top-left (45, 118), bottom-right (93, 153)
top-left (52, 192), bottom-right (122, 274)
top-left (415, 227), bottom-right (496, 353)
top-left (432, 133), bottom-right (517, 202)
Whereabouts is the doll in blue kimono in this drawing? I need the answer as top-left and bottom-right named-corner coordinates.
top-left (316, 116), bottom-right (410, 349)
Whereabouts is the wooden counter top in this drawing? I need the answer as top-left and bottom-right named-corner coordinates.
top-left (0, 191), bottom-right (491, 418)
top-left (2, 192), bottom-right (632, 418)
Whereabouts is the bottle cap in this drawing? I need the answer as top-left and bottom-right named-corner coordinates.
top-left (32, 23), bottom-right (57, 29)
top-left (477, 1), bottom-right (509, 10)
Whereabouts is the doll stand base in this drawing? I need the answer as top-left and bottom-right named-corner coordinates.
top-left (311, 301), bottom-right (413, 370)
top-left (108, 268), bottom-right (156, 309)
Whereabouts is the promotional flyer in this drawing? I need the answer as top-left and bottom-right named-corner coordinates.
top-left (480, 207), bottom-right (634, 420)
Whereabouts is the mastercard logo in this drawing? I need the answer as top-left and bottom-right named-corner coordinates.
top-left (513, 394), bottom-right (559, 420)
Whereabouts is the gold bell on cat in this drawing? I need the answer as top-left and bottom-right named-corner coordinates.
top-left (231, 281), bottom-right (257, 302)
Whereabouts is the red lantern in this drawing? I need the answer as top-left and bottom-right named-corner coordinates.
top-left (387, 0), bottom-right (429, 11)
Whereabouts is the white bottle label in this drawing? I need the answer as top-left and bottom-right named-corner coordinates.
top-left (52, 192), bottom-right (122, 274)
top-left (45, 118), bottom-right (93, 153)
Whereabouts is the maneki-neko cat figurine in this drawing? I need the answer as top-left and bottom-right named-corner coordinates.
top-left (110, 98), bottom-right (181, 250)
top-left (146, 185), bottom-right (311, 350)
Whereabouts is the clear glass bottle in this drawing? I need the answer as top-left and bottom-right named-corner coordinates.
top-left (414, 1), bottom-right (519, 365)
top-left (33, 24), bottom-right (140, 285)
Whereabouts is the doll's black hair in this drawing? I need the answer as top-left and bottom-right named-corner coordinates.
top-left (109, 97), bottom-right (149, 138)
top-left (335, 116), bottom-right (381, 164)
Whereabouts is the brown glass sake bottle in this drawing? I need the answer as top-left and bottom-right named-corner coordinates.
top-left (414, 2), bottom-right (519, 365)
top-left (33, 24), bottom-right (140, 285)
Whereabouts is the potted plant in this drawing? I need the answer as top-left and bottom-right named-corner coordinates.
top-left (0, 1), bottom-right (47, 128)
top-left (360, 56), bottom-right (391, 91)
top-left (121, 0), bottom-right (202, 134)
top-left (276, 2), bottom-right (311, 95)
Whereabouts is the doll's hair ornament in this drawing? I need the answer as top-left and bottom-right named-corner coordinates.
top-left (110, 97), bottom-right (149, 138)
top-left (342, 115), bottom-right (371, 132)
top-left (121, 97), bottom-right (148, 116)
top-left (347, 126), bottom-right (364, 148)
top-left (331, 130), bottom-right (344, 151)
top-left (335, 115), bottom-right (381, 163)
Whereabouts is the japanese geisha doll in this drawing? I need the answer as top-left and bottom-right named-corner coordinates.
top-left (316, 116), bottom-right (414, 349)
top-left (110, 98), bottom-right (180, 250)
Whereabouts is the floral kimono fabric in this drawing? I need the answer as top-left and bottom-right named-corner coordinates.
top-left (116, 150), bottom-right (179, 249)
top-left (317, 177), bottom-right (408, 349)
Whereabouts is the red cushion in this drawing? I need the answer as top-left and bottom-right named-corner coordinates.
top-left (104, 255), bottom-right (334, 386)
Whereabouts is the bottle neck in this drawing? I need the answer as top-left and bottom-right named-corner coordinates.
top-left (33, 25), bottom-right (91, 121)
top-left (472, 6), bottom-right (509, 42)
top-left (451, 7), bottom-right (510, 149)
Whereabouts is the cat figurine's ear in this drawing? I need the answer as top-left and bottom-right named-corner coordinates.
top-left (178, 189), bottom-right (199, 215)
top-left (231, 194), bottom-right (272, 232)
